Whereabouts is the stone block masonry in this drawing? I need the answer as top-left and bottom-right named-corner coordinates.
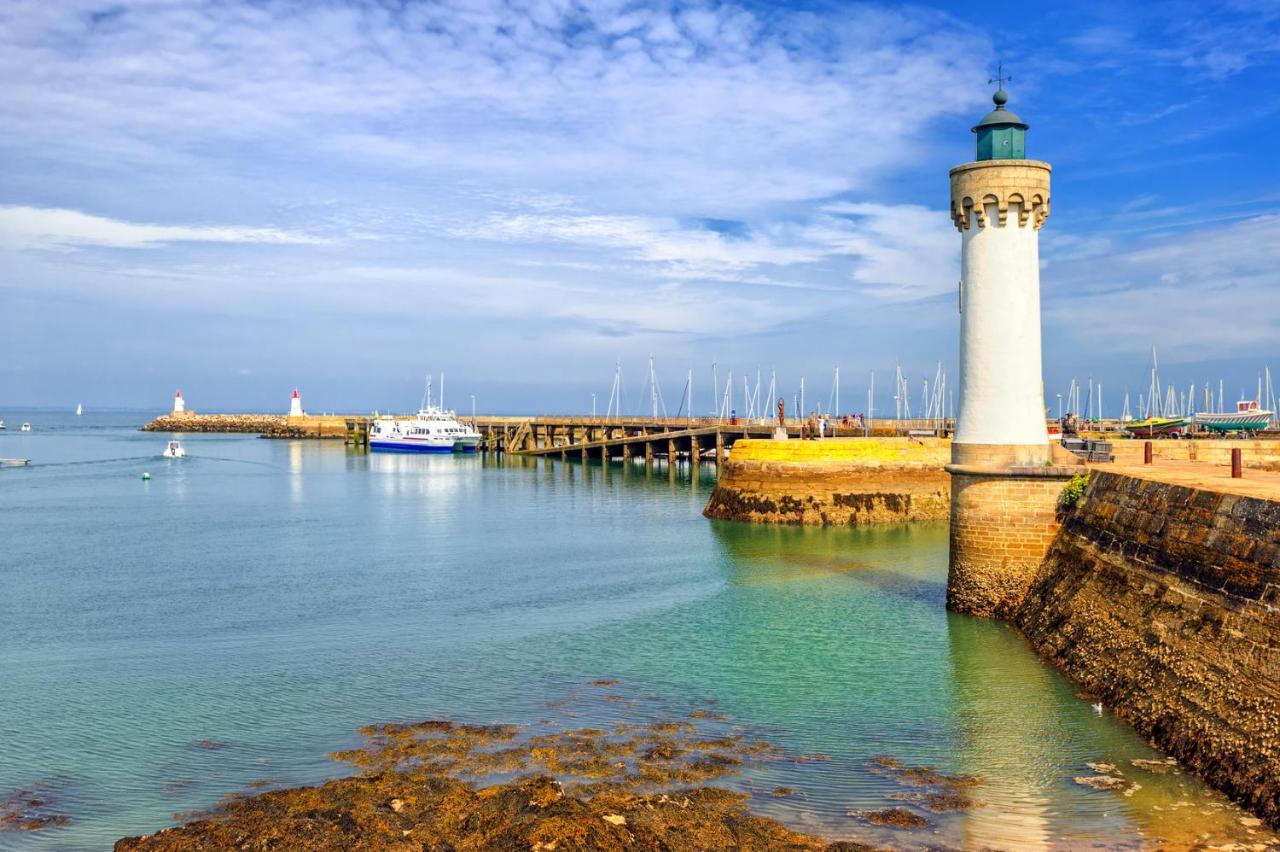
top-left (947, 468), bottom-right (1074, 619)
top-left (1017, 471), bottom-right (1280, 827)
top-left (703, 437), bottom-right (951, 526)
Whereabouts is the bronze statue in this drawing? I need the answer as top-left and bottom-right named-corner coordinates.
top-left (777, 398), bottom-right (786, 426)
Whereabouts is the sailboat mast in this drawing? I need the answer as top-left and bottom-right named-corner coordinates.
top-left (868, 370), bottom-right (875, 431)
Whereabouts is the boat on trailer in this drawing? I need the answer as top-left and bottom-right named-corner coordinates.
top-left (1123, 416), bottom-right (1187, 438)
top-left (1195, 400), bottom-right (1273, 433)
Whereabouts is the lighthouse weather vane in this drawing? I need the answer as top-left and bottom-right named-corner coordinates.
top-left (988, 63), bottom-right (1012, 90)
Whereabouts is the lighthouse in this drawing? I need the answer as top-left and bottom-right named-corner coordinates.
top-left (946, 81), bottom-right (1073, 619)
top-left (288, 388), bottom-right (305, 418)
top-left (172, 390), bottom-right (186, 414)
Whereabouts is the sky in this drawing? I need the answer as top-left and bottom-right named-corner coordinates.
top-left (2, 0), bottom-right (1279, 416)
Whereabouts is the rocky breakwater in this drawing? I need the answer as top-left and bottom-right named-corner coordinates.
top-left (1017, 470), bottom-right (1280, 827)
top-left (142, 413), bottom-right (288, 434)
top-left (703, 437), bottom-right (951, 526)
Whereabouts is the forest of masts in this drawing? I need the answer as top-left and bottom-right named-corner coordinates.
top-left (594, 349), bottom-right (1280, 429)
top-left (597, 356), bottom-right (952, 426)
top-left (1061, 349), bottom-right (1279, 427)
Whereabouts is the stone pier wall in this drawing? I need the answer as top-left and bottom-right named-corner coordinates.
top-left (1017, 471), bottom-right (1280, 826)
top-left (703, 438), bottom-right (951, 526)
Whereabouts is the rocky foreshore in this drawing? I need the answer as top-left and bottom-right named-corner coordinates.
top-left (114, 713), bottom-right (895, 851)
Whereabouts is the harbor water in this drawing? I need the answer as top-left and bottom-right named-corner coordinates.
top-left (0, 412), bottom-right (1269, 849)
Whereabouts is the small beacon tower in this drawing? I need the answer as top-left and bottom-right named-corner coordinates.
top-left (946, 83), bottom-right (1073, 619)
top-left (288, 389), bottom-right (305, 418)
top-left (172, 390), bottom-right (186, 415)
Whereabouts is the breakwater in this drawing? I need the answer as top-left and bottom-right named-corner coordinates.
top-left (1018, 468), bottom-right (1280, 827)
top-left (703, 437), bottom-right (951, 525)
top-left (142, 413), bottom-right (345, 438)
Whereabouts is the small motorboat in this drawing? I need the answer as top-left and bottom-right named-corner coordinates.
top-left (0, 419), bottom-right (6, 430)
top-left (1122, 416), bottom-right (1187, 438)
top-left (162, 440), bottom-right (186, 458)
top-left (20, 422), bottom-right (32, 432)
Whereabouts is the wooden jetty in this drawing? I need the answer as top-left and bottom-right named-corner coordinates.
top-left (482, 418), bottom-right (777, 469)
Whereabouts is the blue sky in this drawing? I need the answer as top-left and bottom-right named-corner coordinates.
top-left (2, 0), bottom-right (1278, 415)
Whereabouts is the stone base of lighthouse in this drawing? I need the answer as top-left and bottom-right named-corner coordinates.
top-left (946, 445), bottom-right (1078, 619)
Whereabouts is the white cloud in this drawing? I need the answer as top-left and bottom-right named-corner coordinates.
top-left (1044, 215), bottom-right (1280, 360)
top-left (452, 212), bottom-right (825, 276)
top-left (812, 203), bottom-right (957, 300)
top-left (0, 1), bottom-right (986, 212)
top-left (0, 206), bottom-right (324, 250)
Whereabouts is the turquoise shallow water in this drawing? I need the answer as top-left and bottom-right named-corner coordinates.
top-left (0, 412), bottom-right (1269, 849)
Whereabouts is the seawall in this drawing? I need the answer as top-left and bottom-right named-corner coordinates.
top-left (142, 414), bottom-right (351, 438)
top-left (1017, 468), bottom-right (1280, 826)
top-left (703, 437), bottom-right (951, 525)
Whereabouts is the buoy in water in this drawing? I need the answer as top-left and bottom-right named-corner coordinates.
top-left (142, 472), bottom-right (151, 480)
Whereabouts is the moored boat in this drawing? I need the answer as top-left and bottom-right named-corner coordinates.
top-left (413, 407), bottom-right (482, 452)
top-left (1195, 400), bottom-right (1273, 433)
top-left (20, 422), bottom-right (31, 432)
top-left (369, 418), bottom-right (455, 453)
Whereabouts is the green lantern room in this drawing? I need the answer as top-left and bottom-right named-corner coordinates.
top-left (972, 89), bottom-right (1027, 160)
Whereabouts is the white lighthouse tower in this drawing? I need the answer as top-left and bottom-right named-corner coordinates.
top-left (950, 85), bottom-right (1051, 465)
top-left (946, 80), bottom-right (1073, 620)
top-left (288, 388), bottom-right (305, 418)
top-left (172, 390), bottom-right (186, 415)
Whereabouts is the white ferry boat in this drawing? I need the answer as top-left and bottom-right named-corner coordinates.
top-left (369, 418), bottom-right (456, 453)
top-left (414, 407), bottom-right (482, 452)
